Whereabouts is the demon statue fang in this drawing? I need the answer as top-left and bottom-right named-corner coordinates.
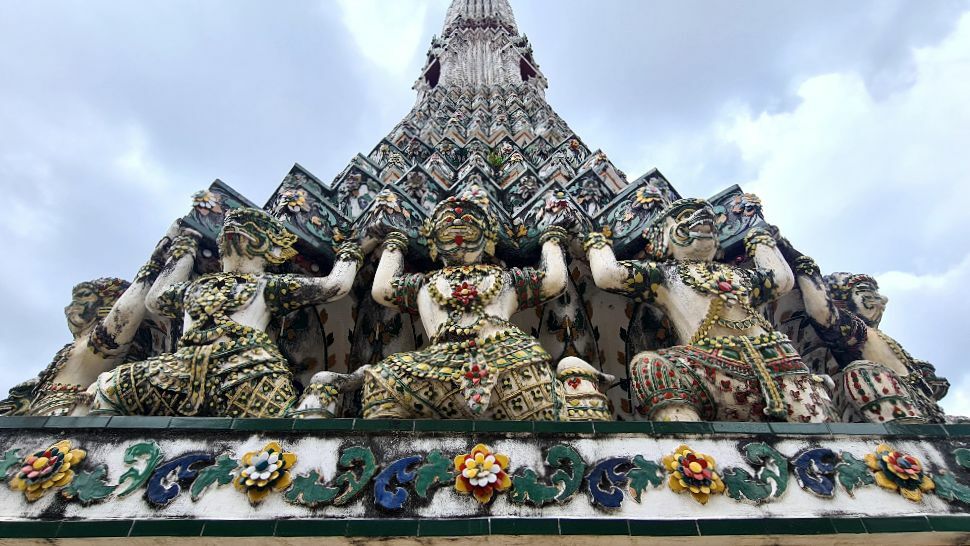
top-left (362, 185), bottom-right (574, 420)
top-left (786, 253), bottom-right (948, 424)
top-left (585, 197), bottom-right (837, 423)
top-left (89, 208), bottom-right (362, 418)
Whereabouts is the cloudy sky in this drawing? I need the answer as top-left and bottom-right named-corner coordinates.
top-left (1, 0), bottom-right (968, 413)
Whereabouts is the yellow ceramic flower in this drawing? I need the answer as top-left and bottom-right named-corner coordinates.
top-left (662, 444), bottom-right (724, 505)
top-left (453, 443), bottom-right (512, 503)
top-left (865, 443), bottom-right (934, 502)
top-left (234, 441), bottom-right (297, 504)
top-left (9, 440), bottom-right (86, 502)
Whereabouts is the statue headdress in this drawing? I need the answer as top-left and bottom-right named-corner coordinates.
top-left (642, 197), bottom-right (713, 260)
top-left (424, 185), bottom-right (498, 261)
top-left (219, 207), bottom-right (298, 265)
top-left (823, 272), bottom-right (879, 306)
top-left (73, 277), bottom-right (131, 318)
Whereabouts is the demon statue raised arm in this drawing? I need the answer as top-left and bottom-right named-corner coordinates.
top-left (786, 253), bottom-right (948, 423)
top-left (89, 207), bottom-right (362, 418)
top-left (585, 198), bottom-right (837, 423)
top-left (0, 225), bottom-right (178, 417)
top-left (362, 186), bottom-right (571, 420)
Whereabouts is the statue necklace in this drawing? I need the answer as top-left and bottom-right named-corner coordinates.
top-left (427, 264), bottom-right (503, 341)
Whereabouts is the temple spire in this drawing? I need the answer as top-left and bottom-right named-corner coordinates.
top-left (443, 0), bottom-right (518, 35)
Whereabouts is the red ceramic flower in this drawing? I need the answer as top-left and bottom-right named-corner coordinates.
top-left (452, 282), bottom-right (479, 307)
top-left (454, 444), bottom-right (511, 503)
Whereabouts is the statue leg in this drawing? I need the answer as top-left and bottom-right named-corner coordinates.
top-left (361, 366), bottom-right (419, 419)
top-left (837, 360), bottom-right (927, 423)
top-left (88, 371), bottom-right (123, 415)
top-left (291, 369), bottom-right (365, 419)
top-left (556, 356), bottom-right (614, 421)
top-left (628, 350), bottom-right (713, 422)
top-left (778, 373), bottom-right (838, 423)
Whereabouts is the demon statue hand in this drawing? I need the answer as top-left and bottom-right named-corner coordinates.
top-left (363, 185), bottom-right (570, 420)
top-left (0, 224), bottom-right (178, 417)
top-left (586, 198), bottom-right (836, 423)
top-left (89, 208), bottom-right (361, 418)
top-left (785, 250), bottom-right (948, 423)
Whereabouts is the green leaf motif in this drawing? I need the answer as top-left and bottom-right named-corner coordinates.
top-left (332, 446), bottom-right (377, 506)
top-left (116, 441), bottom-right (164, 497)
top-left (627, 455), bottom-right (664, 503)
top-left (190, 454), bottom-right (237, 501)
top-left (932, 472), bottom-right (970, 505)
top-left (722, 442), bottom-right (788, 502)
top-left (510, 469), bottom-right (559, 505)
top-left (61, 464), bottom-right (117, 504)
top-left (953, 448), bottom-right (970, 469)
top-left (509, 444), bottom-right (586, 506)
top-left (0, 448), bottom-right (22, 482)
top-left (283, 470), bottom-right (339, 507)
top-left (414, 449), bottom-right (455, 499)
top-left (836, 452), bottom-right (874, 496)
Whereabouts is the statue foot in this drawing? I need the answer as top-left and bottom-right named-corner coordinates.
top-left (653, 405), bottom-right (702, 422)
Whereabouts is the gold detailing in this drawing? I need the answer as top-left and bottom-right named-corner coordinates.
top-left (689, 299), bottom-right (773, 346)
top-left (539, 225), bottom-right (568, 246)
top-left (427, 264), bottom-right (505, 342)
top-left (793, 255), bottom-right (820, 277)
top-left (677, 260), bottom-right (752, 304)
top-left (583, 231), bottom-right (611, 251)
top-left (169, 234), bottom-right (199, 261)
top-left (743, 227), bottom-right (776, 256)
top-left (335, 241), bottom-right (363, 267)
top-left (383, 231), bottom-right (409, 253)
top-left (737, 335), bottom-right (787, 419)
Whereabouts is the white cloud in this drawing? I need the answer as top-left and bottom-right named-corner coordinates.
top-left (645, 11), bottom-right (970, 273)
top-left (334, 0), bottom-right (443, 77)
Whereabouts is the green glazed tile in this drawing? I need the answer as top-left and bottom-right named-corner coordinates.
top-left (106, 416), bottom-right (172, 429)
top-left (711, 421), bottom-right (771, 435)
top-left (414, 419), bottom-right (475, 432)
top-left (884, 423), bottom-right (948, 438)
top-left (559, 518), bottom-right (628, 535)
top-left (419, 518), bottom-right (489, 536)
top-left (826, 422), bottom-right (887, 436)
top-left (0, 521), bottom-right (61, 538)
top-left (943, 423), bottom-right (970, 438)
top-left (927, 515), bottom-right (970, 533)
top-left (629, 519), bottom-right (698, 536)
top-left (862, 516), bottom-right (932, 533)
top-left (762, 518), bottom-right (835, 535)
top-left (0, 416), bottom-right (49, 429)
top-left (652, 421), bottom-right (713, 435)
top-left (43, 416), bottom-right (111, 429)
top-left (168, 417), bottom-right (233, 430)
top-left (345, 519), bottom-right (419, 536)
top-left (473, 420), bottom-right (533, 433)
top-left (230, 418), bottom-right (293, 431)
top-left (290, 418), bottom-right (355, 431)
top-left (353, 419), bottom-right (414, 431)
top-left (698, 518), bottom-right (767, 535)
top-left (490, 518), bottom-right (560, 535)
top-left (593, 421), bottom-right (652, 434)
top-left (57, 520), bottom-right (133, 538)
top-left (534, 421), bottom-right (594, 434)
top-left (829, 518), bottom-right (866, 534)
top-left (276, 519), bottom-right (347, 536)
top-left (130, 519), bottom-right (205, 537)
top-left (768, 422), bottom-right (829, 435)
top-left (201, 520), bottom-right (277, 536)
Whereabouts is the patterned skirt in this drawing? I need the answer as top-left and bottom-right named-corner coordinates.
top-left (93, 329), bottom-right (296, 418)
top-left (362, 326), bottom-right (565, 421)
top-left (630, 332), bottom-right (836, 423)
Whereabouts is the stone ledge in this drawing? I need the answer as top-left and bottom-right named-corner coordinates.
top-left (2, 516), bottom-right (968, 539)
top-left (2, 416), bottom-right (966, 438)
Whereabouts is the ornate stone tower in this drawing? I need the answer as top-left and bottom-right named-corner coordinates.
top-left (0, 1), bottom-right (965, 542)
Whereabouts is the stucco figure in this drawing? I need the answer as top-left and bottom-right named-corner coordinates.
top-left (586, 198), bottom-right (836, 422)
top-left (89, 208), bottom-right (362, 418)
top-left (786, 252), bottom-right (948, 423)
top-left (362, 186), bottom-right (572, 420)
top-left (0, 225), bottom-right (178, 417)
